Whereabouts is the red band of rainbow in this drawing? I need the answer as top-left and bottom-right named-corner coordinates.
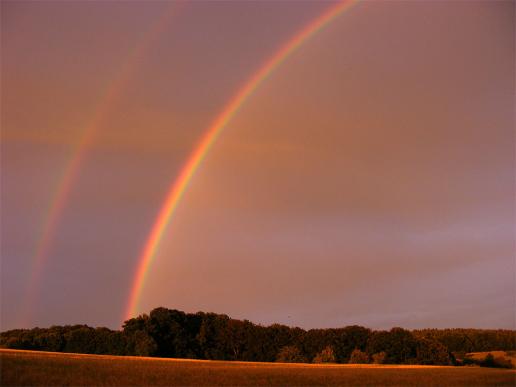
top-left (21, 4), bottom-right (179, 326)
top-left (125, 0), bottom-right (359, 321)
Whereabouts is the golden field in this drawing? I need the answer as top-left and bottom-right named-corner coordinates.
top-left (1, 349), bottom-right (515, 386)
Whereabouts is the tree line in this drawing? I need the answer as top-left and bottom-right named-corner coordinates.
top-left (1, 307), bottom-right (514, 365)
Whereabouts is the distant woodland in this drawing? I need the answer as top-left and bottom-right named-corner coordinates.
top-left (2, 308), bottom-right (515, 366)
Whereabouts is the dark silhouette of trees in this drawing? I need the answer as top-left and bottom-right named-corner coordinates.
top-left (147, 308), bottom-right (192, 358)
top-left (415, 337), bottom-right (453, 365)
top-left (127, 330), bottom-right (157, 356)
top-left (313, 345), bottom-right (336, 363)
top-left (334, 326), bottom-right (371, 362)
top-left (349, 348), bottom-right (369, 364)
top-left (413, 328), bottom-right (516, 353)
top-left (1, 307), bottom-right (514, 366)
top-left (366, 328), bottom-right (418, 364)
top-left (276, 345), bottom-right (306, 363)
top-left (371, 351), bottom-right (387, 364)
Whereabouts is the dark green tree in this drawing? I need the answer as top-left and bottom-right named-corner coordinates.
top-left (276, 345), bottom-right (306, 363)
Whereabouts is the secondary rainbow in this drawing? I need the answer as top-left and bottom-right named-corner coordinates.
top-left (21, 4), bottom-right (179, 325)
top-left (125, 0), bottom-right (360, 320)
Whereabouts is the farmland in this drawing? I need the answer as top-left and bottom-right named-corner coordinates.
top-left (2, 349), bottom-right (515, 386)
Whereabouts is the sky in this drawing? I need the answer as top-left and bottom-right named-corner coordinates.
top-left (1, 1), bottom-right (514, 331)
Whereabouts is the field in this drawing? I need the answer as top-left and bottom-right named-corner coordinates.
top-left (1, 349), bottom-right (515, 386)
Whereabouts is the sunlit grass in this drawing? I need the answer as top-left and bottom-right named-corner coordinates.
top-left (2, 349), bottom-right (515, 386)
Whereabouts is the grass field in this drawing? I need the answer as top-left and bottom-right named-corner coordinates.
top-left (2, 349), bottom-right (515, 386)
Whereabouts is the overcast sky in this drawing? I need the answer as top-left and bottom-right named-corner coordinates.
top-left (1, 0), bottom-right (514, 331)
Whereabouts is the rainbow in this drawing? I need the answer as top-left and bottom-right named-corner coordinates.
top-left (125, 0), bottom-right (359, 320)
top-left (21, 4), bottom-right (179, 325)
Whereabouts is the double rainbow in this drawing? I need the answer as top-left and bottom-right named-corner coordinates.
top-left (21, 4), bottom-right (179, 325)
top-left (125, 0), bottom-right (359, 320)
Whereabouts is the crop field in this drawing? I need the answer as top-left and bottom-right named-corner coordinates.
top-left (1, 349), bottom-right (515, 386)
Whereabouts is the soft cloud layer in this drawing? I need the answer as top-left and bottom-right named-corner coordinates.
top-left (1, 1), bottom-right (514, 330)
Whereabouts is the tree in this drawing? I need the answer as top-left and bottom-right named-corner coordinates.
top-left (197, 313), bottom-right (234, 360)
top-left (367, 328), bottom-right (417, 364)
top-left (128, 330), bottom-right (157, 356)
top-left (349, 349), bottom-right (369, 364)
top-left (301, 329), bottom-right (337, 362)
top-left (313, 345), bottom-right (336, 363)
top-left (276, 345), bottom-right (306, 363)
top-left (122, 314), bottom-right (150, 335)
top-left (63, 326), bottom-right (96, 354)
top-left (416, 337), bottom-right (452, 365)
top-left (334, 326), bottom-right (371, 363)
top-left (148, 308), bottom-right (190, 358)
top-left (4, 307), bottom-right (514, 364)
top-left (371, 352), bottom-right (387, 364)
top-left (481, 353), bottom-right (496, 367)
top-left (225, 319), bottom-right (247, 361)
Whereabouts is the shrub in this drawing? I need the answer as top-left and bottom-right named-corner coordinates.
top-left (462, 356), bottom-right (477, 366)
top-left (481, 353), bottom-right (496, 367)
top-left (480, 353), bottom-right (513, 369)
top-left (313, 346), bottom-right (336, 363)
top-left (372, 351), bottom-right (387, 364)
top-left (416, 338), bottom-right (453, 365)
top-left (349, 349), bottom-right (369, 364)
top-left (366, 328), bottom-right (417, 364)
top-left (276, 346), bottom-right (306, 363)
top-left (493, 357), bottom-right (513, 369)
top-left (128, 331), bottom-right (157, 357)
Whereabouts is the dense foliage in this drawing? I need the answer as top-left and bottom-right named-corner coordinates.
top-left (2, 307), bottom-right (515, 366)
top-left (413, 328), bottom-right (516, 353)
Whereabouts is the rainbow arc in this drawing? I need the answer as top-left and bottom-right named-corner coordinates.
top-left (125, 0), bottom-right (360, 320)
top-left (21, 4), bottom-right (179, 325)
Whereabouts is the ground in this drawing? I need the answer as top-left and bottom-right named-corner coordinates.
top-left (2, 349), bottom-right (515, 386)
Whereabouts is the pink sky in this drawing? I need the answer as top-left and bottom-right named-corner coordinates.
top-left (1, 0), bottom-right (514, 330)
